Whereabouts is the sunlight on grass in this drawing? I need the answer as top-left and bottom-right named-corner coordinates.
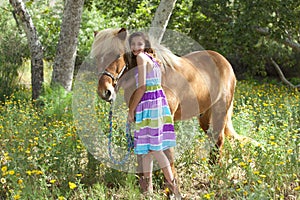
top-left (0, 80), bottom-right (299, 199)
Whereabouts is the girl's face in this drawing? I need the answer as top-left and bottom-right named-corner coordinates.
top-left (130, 36), bottom-right (145, 56)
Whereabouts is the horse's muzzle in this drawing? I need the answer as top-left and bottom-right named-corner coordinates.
top-left (98, 87), bottom-right (116, 103)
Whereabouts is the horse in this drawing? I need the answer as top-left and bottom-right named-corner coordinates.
top-left (92, 27), bottom-right (253, 189)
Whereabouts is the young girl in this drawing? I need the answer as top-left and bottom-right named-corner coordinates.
top-left (127, 32), bottom-right (181, 199)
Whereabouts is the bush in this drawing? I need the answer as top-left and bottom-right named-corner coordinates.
top-left (0, 11), bottom-right (29, 102)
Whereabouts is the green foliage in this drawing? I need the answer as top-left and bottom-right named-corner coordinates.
top-left (0, 81), bottom-right (299, 199)
top-left (37, 84), bottom-right (73, 121)
top-left (0, 94), bottom-right (83, 199)
top-left (25, 0), bottom-right (63, 61)
top-left (3, 0), bottom-right (298, 83)
top-left (1, 1), bottom-right (299, 198)
top-left (168, 0), bottom-right (194, 33)
top-left (185, 0), bottom-right (299, 77)
top-left (0, 8), bottom-right (30, 102)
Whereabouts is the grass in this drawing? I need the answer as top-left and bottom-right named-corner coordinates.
top-left (0, 80), bottom-right (299, 199)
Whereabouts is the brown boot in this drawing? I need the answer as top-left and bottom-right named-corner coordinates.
top-left (166, 178), bottom-right (182, 200)
top-left (140, 176), bottom-right (153, 195)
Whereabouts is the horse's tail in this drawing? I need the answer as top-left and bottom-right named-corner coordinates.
top-left (225, 100), bottom-right (260, 146)
top-left (224, 100), bottom-right (238, 139)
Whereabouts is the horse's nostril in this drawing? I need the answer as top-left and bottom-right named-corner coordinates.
top-left (105, 90), bottom-right (111, 99)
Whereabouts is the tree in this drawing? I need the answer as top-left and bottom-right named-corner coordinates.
top-left (185, 0), bottom-right (299, 78)
top-left (9, 0), bottom-right (44, 100)
top-left (150, 0), bottom-right (177, 43)
top-left (51, 0), bottom-right (85, 91)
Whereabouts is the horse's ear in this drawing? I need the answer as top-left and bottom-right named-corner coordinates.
top-left (117, 28), bottom-right (127, 41)
top-left (94, 31), bottom-right (99, 37)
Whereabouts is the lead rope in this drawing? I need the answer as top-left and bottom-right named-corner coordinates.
top-left (108, 102), bottom-right (134, 165)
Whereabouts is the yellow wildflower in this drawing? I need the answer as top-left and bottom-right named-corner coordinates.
top-left (294, 186), bottom-right (300, 191)
top-left (50, 179), bottom-right (56, 184)
top-left (239, 162), bottom-right (246, 167)
top-left (203, 193), bottom-right (211, 199)
top-left (26, 170), bottom-right (32, 176)
top-left (68, 182), bottom-right (77, 189)
top-left (287, 149), bottom-right (293, 154)
top-left (8, 170), bottom-right (15, 175)
top-left (1, 166), bottom-right (7, 173)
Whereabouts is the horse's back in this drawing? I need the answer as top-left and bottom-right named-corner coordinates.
top-left (168, 50), bottom-right (236, 120)
top-left (183, 50), bottom-right (236, 101)
top-left (183, 50), bottom-right (236, 81)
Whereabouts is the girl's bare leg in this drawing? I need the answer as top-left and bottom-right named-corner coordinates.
top-left (151, 150), bottom-right (174, 183)
top-left (152, 150), bottom-right (181, 199)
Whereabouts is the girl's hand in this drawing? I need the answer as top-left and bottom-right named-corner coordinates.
top-left (128, 111), bottom-right (135, 123)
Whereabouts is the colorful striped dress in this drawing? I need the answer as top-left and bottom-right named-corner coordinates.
top-left (134, 53), bottom-right (176, 155)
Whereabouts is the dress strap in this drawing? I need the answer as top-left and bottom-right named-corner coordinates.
top-left (144, 52), bottom-right (160, 67)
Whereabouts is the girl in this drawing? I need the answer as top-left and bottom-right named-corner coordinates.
top-left (127, 31), bottom-right (181, 199)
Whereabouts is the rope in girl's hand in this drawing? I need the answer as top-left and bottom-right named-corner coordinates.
top-left (107, 102), bottom-right (134, 165)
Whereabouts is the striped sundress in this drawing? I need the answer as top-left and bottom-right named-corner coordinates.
top-left (134, 53), bottom-right (176, 155)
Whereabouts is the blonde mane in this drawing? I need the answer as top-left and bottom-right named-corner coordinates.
top-left (91, 28), bottom-right (181, 71)
top-left (151, 42), bottom-right (181, 70)
top-left (91, 28), bottom-right (127, 58)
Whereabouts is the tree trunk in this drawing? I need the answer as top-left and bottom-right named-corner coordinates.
top-left (150, 0), bottom-right (177, 43)
top-left (51, 0), bottom-right (85, 91)
top-left (9, 0), bottom-right (44, 100)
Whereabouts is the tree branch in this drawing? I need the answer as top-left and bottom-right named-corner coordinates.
top-left (270, 58), bottom-right (300, 90)
top-left (255, 26), bottom-right (300, 52)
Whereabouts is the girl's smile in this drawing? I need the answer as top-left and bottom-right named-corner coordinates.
top-left (130, 36), bottom-right (145, 56)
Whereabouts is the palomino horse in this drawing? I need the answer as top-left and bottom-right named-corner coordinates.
top-left (92, 27), bottom-right (250, 185)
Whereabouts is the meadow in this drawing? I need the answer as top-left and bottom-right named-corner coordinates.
top-left (0, 80), bottom-right (299, 199)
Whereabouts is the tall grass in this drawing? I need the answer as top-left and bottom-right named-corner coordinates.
top-left (0, 81), bottom-right (299, 199)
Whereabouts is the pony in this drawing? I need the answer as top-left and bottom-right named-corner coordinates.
top-left (92, 27), bottom-right (253, 187)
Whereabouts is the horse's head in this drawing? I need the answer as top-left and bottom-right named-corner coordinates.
top-left (91, 28), bottom-right (128, 102)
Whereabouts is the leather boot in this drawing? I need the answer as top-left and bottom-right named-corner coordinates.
top-left (166, 178), bottom-right (182, 200)
top-left (140, 176), bottom-right (153, 195)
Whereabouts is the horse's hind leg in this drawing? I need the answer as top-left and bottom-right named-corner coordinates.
top-left (201, 100), bottom-right (228, 164)
top-left (198, 109), bottom-right (211, 133)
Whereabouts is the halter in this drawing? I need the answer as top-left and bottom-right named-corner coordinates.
top-left (99, 64), bottom-right (127, 86)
